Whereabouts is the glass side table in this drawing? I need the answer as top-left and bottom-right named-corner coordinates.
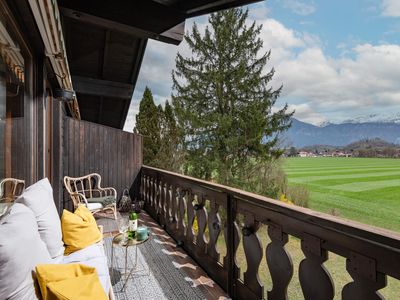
top-left (110, 232), bottom-right (150, 292)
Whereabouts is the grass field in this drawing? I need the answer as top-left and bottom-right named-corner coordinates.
top-left (284, 157), bottom-right (400, 232)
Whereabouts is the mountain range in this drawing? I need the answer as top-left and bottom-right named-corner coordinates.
top-left (285, 118), bottom-right (400, 148)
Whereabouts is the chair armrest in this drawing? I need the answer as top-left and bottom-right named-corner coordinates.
top-left (70, 192), bottom-right (89, 206)
top-left (97, 187), bottom-right (117, 199)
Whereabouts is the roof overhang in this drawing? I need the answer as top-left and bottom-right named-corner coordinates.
top-left (58, 0), bottom-right (265, 128)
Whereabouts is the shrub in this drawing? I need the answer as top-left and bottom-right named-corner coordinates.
top-left (285, 185), bottom-right (310, 208)
top-left (233, 158), bottom-right (288, 199)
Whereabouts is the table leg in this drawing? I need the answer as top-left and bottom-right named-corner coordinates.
top-left (120, 243), bottom-right (150, 292)
top-left (121, 245), bottom-right (139, 291)
top-left (124, 247), bottom-right (128, 279)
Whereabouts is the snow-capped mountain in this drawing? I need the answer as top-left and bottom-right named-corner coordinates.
top-left (341, 113), bottom-right (400, 124)
top-left (285, 118), bottom-right (400, 147)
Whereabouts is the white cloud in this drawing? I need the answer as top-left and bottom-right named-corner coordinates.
top-left (260, 19), bottom-right (305, 50)
top-left (271, 41), bottom-right (400, 123)
top-left (382, 0), bottom-right (400, 17)
top-left (282, 0), bottom-right (316, 16)
top-left (287, 103), bottom-right (327, 124)
top-left (248, 3), bottom-right (270, 20)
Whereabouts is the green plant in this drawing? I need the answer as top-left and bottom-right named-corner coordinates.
top-left (285, 185), bottom-right (309, 208)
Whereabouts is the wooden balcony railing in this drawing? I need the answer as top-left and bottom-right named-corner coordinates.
top-left (140, 165), bottom-right (400, 300)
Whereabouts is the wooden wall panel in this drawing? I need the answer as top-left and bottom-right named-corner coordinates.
top-left (62, 117), bottom-right (143, 211)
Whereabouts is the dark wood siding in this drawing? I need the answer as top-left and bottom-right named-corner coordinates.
top-left (62, 117), bottom-right (143, 211)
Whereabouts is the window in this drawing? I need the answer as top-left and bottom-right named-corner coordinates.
top-left (0, 5), bottom-right (32, 197)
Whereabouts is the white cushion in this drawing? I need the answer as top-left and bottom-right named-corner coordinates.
top-left (87, 202), bottom-right (103, 211)
top-left (0, 203), bottom-right (52, 300)
top-left (16, 178), bottom-right (65, 260)
top-left (62, 243), bottom-right (110, 294)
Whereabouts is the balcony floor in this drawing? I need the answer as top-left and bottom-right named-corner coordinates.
top-left (96, 211), bottom-right (228, 300)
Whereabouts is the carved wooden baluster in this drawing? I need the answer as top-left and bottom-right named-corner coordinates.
top-left (342, 252), bottom-right (386, 300)
top-left (170, 185), bottom-right (178, 230)
top-left (266, 224), bottom-right (293, 300)
top-left (158, 180), bottom-right (166, 224)
top-left (149, 176), bottom-right (154, 211)
top-left (152, 177), bottom-right (158, 214)
top-left (186, 191), bottom-right (196, 244)
top-left (224, 220), bottom-right (241, 276)
top-left (140, 173), bottom-right (144, 202)
top-left (143, 175), bottom-right (147, 203)
top-left (146, 176), bottom-right (151, 204)
top-left (155, 178), bottom-right (161, 215)
top-left (147, 176), bottom-right (152, 208)
top-left (146, 176), bottom-right (150, 210)
top-left (242, 213), bottom-right (264, 298)
top-left (165, 182), bottom-right (171, 225)
top-left (177, 188), bottom-right (187, 242)
top-left (207, 200), bottom-right (221, 261)
top-left (299, 234), bottom-right (334, 300)
top-left (150, 176), bottom-right (155, 209)
top-left (142, 175), bottom-right (147, 204)
top-left (194, 196), bottom-right (208, 254)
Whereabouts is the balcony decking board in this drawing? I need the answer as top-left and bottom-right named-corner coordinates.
top-left (96, 212), bottom-right (228, 300)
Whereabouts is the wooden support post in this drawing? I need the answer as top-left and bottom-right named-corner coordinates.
top-left (227, 193), bottom-right (237, 299)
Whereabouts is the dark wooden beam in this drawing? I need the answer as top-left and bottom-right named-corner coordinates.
top-left (177, 0), bottom-right (264, 17)
top-left (58, 0), bottom-right (185, 34)
top-left (61, 8), bottom-right (184, 45)
top-left (72, 76), bottom-right (134, 99)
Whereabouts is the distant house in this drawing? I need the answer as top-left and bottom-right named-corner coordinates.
top-left (299, 151), bottom-right (316, 157)
top-left (332, 151), bottom-right (352, 157)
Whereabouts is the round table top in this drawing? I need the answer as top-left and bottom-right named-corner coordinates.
top-left (112, 232), bottom-right (149, 247)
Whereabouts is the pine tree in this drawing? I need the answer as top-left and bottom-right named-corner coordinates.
top-left (172, 8), bottom-right (293, 191)
top-left (135, 87), bottom-right (161, 166)
top-left (153, 100), bottom-right (185, 171)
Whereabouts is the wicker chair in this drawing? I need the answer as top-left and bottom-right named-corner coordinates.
top-left (64, 173), bottom-right (117, 219)
top-left (0, 178), bottom-right (25, 202)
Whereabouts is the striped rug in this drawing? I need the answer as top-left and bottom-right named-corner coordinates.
top-left (103, 235), bottom-right (206, 300)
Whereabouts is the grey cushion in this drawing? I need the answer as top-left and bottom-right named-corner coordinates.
top-left (0, 203), bottom-right (52, 300)
top-left (16, 178), bottom-right (65, 261)
top-left (87, 196), bottom-right (115, 206)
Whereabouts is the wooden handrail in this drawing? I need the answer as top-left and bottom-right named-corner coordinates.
top-left (141, 165), bottom-right (400, 300)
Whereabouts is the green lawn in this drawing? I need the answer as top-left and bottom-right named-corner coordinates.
top-left (284, 157), bottom-right (400, 232)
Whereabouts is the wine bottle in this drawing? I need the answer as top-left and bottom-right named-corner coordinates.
top-left (129, 211), bottom-right (138, 232)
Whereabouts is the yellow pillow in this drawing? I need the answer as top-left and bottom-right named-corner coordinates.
top-left (36, 264), bottom-right (107, 300)
top-left (61, 205), bottom-right (102, 255)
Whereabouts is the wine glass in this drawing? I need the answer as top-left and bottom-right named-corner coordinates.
top-left (117, 217), bottom-right (129, 242)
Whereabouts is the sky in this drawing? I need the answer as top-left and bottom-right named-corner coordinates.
top-left (123, 0), bottom-right (400, 131)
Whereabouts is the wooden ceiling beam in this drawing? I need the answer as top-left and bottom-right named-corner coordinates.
top-left (72, 76), bottom-right (134, 99)
top-left (176, 0), bottom-right (264, 17)
top-left (61, 8), bottom-right (184, 45)
top-left (58, 0), bottom-right (185, 34)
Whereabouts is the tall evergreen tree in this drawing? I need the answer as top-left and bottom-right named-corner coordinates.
top-left (135, 87), bottom-right (161, 166)
top-left (154, 100), bottom-right (185, 171)
top-left (172, 8), bottom-right (293, 191)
